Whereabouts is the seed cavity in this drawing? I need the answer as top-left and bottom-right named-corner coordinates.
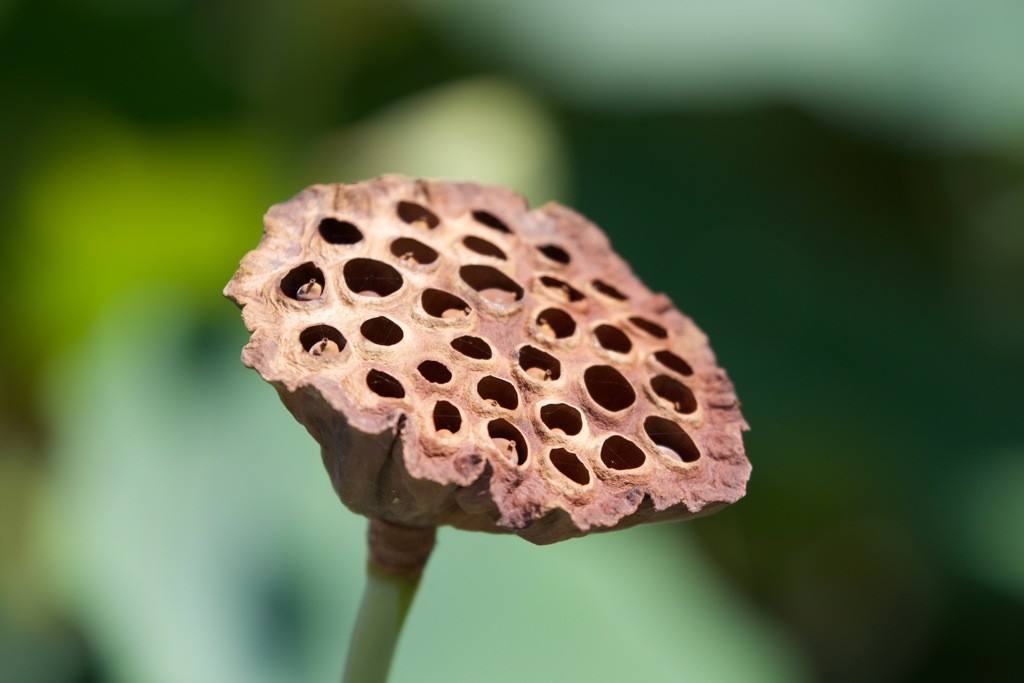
top-left (653, 350), bottom-right (694, 377)
top-left (471, 210), bottom-right (512, 233)
top-left (360, 316), bottom-right (404, 346)
top-left (518, 345), bottom-right (561, 381)
top-left (281, 262), bottom-right (325, 301)
top-left (488, 419), bottom-right (528, 465)
top-left (592, 280), bottom-right (627, 301)
top-left (584, 365), bottom-right (636, 412)
top-left (535, 308), bottom-right (576, 340)
top-left (537, 244), bottom-right (570, 265)
top-left (540, 403), bottom-right (583, 436)
top-left (433, 400), bottom-right (462, 434)
top-left (318, 218), bottom-right (363, 245)
top-left (300, 325), bottom-right (346, 356)
top-left (390, 237), bottom-right (438, 265)
top-left (459, 265), bottom-right (524, 306)
top-left (463, 236), bottom-right (506, 260)
top-left (593, 324), bottom-right (632, 354)
top-left (549, 448), bottom-right (590, 485)
top-left (451, 335), bottom-right (492, 360)
top-left (477, 376), bottom-right (519, 410)
top-left (644, 416), bottom-right (700, 462)
top-left (366, 369), bottom-right (405, 398)
top-left (651, 375), bottom-right (697, 414)
top-left (343, 258), bottom-right (403, 297)
top-left (629, 316), bottom-right (668, 339)
top-left (418, 360), bottom-right (452, 384)
top-left (600, 435), bottom-right (646, 470)
top-left (539, 275), bottom-right (584, 303)
top-left (397, 201), bottom-right (439, 229)
top-left (421, 289), bottom-right (471, 319)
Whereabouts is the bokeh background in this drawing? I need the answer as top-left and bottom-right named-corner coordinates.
top-left (2, 1), bottom-right (1023, 681)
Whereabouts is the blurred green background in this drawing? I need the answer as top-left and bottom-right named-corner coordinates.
top-left (2, 1), bottom-right (1022, 681)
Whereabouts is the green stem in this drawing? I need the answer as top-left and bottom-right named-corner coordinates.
top-left (342, 561), bottom-right (420, 683)
top-left (342, 519), bottom-right (436, 683)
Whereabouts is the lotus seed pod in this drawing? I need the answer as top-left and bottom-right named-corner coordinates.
top-left (224, 175), bottom-right (750, 545)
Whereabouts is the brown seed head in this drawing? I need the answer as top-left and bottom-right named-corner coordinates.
top-left (224, 176), bottom-right (750, 545)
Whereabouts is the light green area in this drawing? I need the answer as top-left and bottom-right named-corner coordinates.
top-left (39, 295), bottom-right (363, 683)
top-left (38, 292), bottom-right (808, 683)
top-left (410, 0), bottom-right (1024, 149)
top-left (400, 525), bottom-right (806, 683)
top-left (311, 77), bottom-right (567, 207)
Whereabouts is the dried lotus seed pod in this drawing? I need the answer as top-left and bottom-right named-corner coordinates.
top-left (224, 175), bottom-right (750, 546)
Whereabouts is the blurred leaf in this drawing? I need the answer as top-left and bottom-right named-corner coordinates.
top-left (9, 115), bottom-right (280, 371)
top-left (38, 291), bottom-right (808, 682)
top-left (399, 525), bottom-right (808, 683)
top-left (0, 431), bottom-right (46, 614)
top-left (942, 163), bottom-right (1024, 355)
top-left (310, 77), bottom-right (567, 206)
top-left (0, 606), bottom-right (83, 683)
top-left (946, 449), bottom-right (1024, 602)
top-left (409, 0), bottom-right (1024, 150)
top-left (193, 0), bottom-right (406, 126)
top-left (39, 293), bottom-right (364, 683)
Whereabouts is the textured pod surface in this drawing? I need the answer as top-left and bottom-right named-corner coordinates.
top-left (225, 176), bottom-right (749, 544)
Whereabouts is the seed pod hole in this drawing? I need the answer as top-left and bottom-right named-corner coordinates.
top-left (343, 258), bottom-right (404, 297)
top-left (653, 350), bottom-right (694, 377)
top-left (540, 403), bottom-right (583, 436)
top-left (463, 236), bottom-right (506, 260)
top-left (366, 369), bottom-right (405, 398)
top-left (644, 416), bottom-right (700, 463)
top-left (360, 316), bottom-right (404, 346)
top-left (421, 289), bottom-right (470, 319)
top-left (451, 335), bottom-right (492, 360)
top-left (535, 308), bottom-right (576, 340)
top-left (397, 201), bottom-right (439, 229)
top-left (471, 210), bottom-right (512, 234)
top-left (600, 435), bottom-right (646, 470)
top-left (459, 265), bottom-right (524, 306)
top-left (537, 244), bottom-right (570, 265)
top-left (477, 376), bottom-right (519, 410)
top-left (318, 218), bottom-right (363, 245)
top-left (651, 375), bottom-right (697, 414)
top-left (488, 418), bottom-right (528, 465)
top-left (518, 345), bottom-right (561, 381)
top-left (539, 276), bottom-right (584, 303)
top-left (550, 448), bottom-right (590, 485)
top-left (592, 280), bottom-right (627, 301)
top-left (433, 400), bottom-right (462, 434)
top-left (300, 325), bottom-right (346, 356)
top-left (281, 262), bottom-right (325, 301)
top-left (629, 316), bottom-right (668, 339)
top-left (390, 237), bottom-right (438, 265)
top-left (417, 360), bottom-right (452, 384)
top-left (593, 324), bottom-right (633, 354)
top-left (584, 365), bottom-right (636, 412)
